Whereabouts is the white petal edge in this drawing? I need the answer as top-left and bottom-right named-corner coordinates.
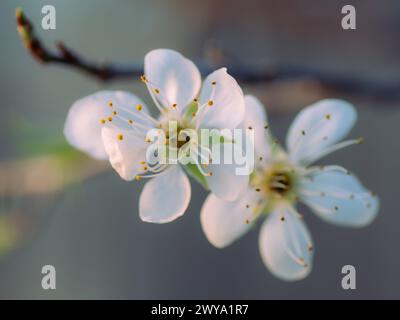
top-left (286, 99), bottom-right (357, 165)
top-left (144, 49), bottom-right (201, 111)
top-left (298, 167), bottom-right (379, 227)
top-left (244, 95), bottom-right (273, 159)
top-left (64, 90), bottom-right (149, 160)
top-left (259, 205), bottom-right (314, 281)
top-left (101, 126), bottom-right (148, 181)
top-left (199, 68), bottom-right (245, 130)
top-left (204, 160), bottom-right (249, 201)
top-left (139, 165), bottom-right (191, 223)
top-left (201, 189), bottom-right (262, 248)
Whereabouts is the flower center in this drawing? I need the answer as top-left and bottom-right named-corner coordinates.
top-left (159, 118), bottom-right (194, 150)
top-left (253, 162), bottom-right (299, 204)
top-left (268, 170), bottom-right (292, 196)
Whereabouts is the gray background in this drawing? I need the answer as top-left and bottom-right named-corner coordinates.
top-left (0, 0), bottom-right (399, 299)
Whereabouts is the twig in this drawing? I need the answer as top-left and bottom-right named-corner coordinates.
top-left (16, 8), bottom-right (400, 100)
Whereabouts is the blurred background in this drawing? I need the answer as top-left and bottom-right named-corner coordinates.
top-left (0, 0), bottom-right (399, 299)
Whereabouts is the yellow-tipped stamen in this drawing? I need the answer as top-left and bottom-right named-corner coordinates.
top-left (117, 134), bottom-right (124, 141)
top-left (207, 100), bottom-right (213, 106)
top-left (135, 175), bottom-right (142, 181)
top-left (113, 111), bottom-right (118, 116)
top-left (108, 101), bottom-right (113, 107)
top-left (140, 75), bottom-right (148, 83)
top-left (136, 104), bottom-right (143, 111)
top-left (100, 118), bottom-right (106, 124)
top-left (107, 116), bottom-right (113, 122)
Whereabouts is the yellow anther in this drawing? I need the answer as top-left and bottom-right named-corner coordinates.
top-left (207, 172), bottom-right (213, 177)
top-left (208, 100), bottom-right (214, 106)
top-left (357, 137), bottom-right (364, 144)
top-left (172, 103), bottom-right (177, 108)
top-left (154, 88), bottom-right (160, 94)
top-left (100, 118), bottom-right (106, 124)
top-left (128, 119), bottom-right (133, 124)
top-left (140, 161), bottom-right (146, 165)
top-left (248, 126), bottom-right (253, 130)
top-left (136, 104), bottom-right (143, 111)
top-left (135, 175), bottom-right (142, 181)
top-left (192, 112), bottom-right (196, 117)
top-left (140, 75), bottom-right (147, 83)
top-left (211, 81), bottom-right (216, 85)
top-left (113, 111), bottom-right (118, 115)
top-left (264, 124), bottom-right (269, 129)
top-left (145, 138), bottom-right (151, 143)
top-left (143, 166), bottom-right (148, 171)
top-left (107, 116), bottom-right (113, 122)
top-left (193, 98), bottom-right (198, 102)
top-left (117, 134), bottom-right (124, 141)
top-left (108, 101), bottom-right (113, 107)
top-left (325, 114), bottom-right (331, 120)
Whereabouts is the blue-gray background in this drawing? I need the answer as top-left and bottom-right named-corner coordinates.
top-left (0, 0), bottom-right (399, 299)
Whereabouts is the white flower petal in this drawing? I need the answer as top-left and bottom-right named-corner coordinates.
top-left (101, 126), bottom-right (148, 181)
top-left (64, 90), bottom-right (149, 159)
top-left (259, 205), bottom-right (314, 281)
top-left (204, 161), bottom-right (249, 201)
top-left (139, 165), bottom-right (191, 223)
top-left (298, 167), bottom-right (379, 227)
top-left (144, 49), bottom-right (201, 111)
top-left (244, 95), bottom-right (273, 159)
top-left (199, 68), bottom-right (245, 130)
top-left (201, 189), bottom-right (262, 248)
top-left (286, 99), bottom-right (357, 165)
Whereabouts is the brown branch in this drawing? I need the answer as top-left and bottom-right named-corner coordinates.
top-left (16, 8), bottom-right (400, 101)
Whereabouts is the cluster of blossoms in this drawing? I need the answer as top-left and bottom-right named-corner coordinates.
top-left (64, 49), bottom-right (379, 281)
